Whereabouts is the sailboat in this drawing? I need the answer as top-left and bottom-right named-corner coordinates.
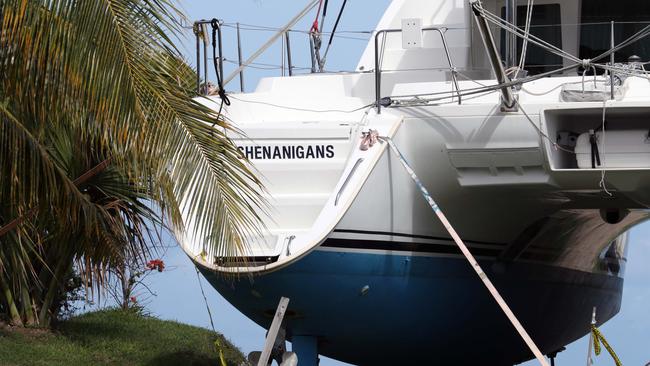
top-left (177, 0), bottom-right (650, 364)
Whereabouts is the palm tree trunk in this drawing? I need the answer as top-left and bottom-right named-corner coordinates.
top-left (38, 256), bottom-right (71, 327)
top-left (20, 286), bottom-right (37, 326)
top-left (0, 279), bottom-right (23, 326)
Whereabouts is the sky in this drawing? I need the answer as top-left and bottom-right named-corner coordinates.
top-left (115, 1), bottom-right (650, 365)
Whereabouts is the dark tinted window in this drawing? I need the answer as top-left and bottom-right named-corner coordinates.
top-left (500, 4), bottom-right (563, 75)
top-left (580, 0), bottom-right (650, 64)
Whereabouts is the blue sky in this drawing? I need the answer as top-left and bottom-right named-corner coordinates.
top-left (138, 1), bottom-right (650, 365)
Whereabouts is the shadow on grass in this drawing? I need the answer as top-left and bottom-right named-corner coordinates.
top-left (58, 317), bottom-right (127, 342)
top-left (144, 351), bottom-right (218, 366)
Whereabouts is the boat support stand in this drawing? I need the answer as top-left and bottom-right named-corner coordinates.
top-left (380, 136), bottom-right (550, 366)
top-left (247, 297), bottom-right (300, 366)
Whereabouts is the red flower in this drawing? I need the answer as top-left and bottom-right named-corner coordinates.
top-left (130, 296), bottom-right (137, 303)
top-left (146, 259), bottom-right (165, 272)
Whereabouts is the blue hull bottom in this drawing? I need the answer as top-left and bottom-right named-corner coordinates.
top-left (202, 249), bottom-right (622, 366)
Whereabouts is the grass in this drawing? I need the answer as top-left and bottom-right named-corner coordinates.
top-left (0, 309), bottom-right (245, 366)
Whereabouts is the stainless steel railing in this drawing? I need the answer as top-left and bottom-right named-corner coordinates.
top-left (374, 27), bottom-right (462, 113)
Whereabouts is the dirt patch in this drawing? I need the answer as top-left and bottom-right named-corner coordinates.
top-left (0, 322), bottom-right (56, 340)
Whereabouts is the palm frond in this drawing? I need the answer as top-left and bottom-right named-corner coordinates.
top-left (1, 0), bottom-right (265, 263)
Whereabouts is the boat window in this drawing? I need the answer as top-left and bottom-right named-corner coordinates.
top-left (580, 0), bottom-right (650, 64)
top-left (499, 4), bottom-right (563, 75)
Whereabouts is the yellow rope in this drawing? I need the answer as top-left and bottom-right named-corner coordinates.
top-left (591, 324), bottom-right (623, 366)
top-left (214, 338), bottom-right (227, 366)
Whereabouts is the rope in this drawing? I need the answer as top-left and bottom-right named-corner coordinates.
top-left (591, 324), bottom-right (623, 366)
top-left (320, 0), bottom-right (349, 69)
top-left (514, 99), bottom-right (576, 155)
top-left (195, 267), bottom-right (216, 333)
top-left (220, 20), bottom-right (650, 33)
top-left (320, 0), bottom-right (329, 33)
top-left (311, 0), bottom-right (324, 32)
top-left (214, 338), bottom-right (228, 366)
top-left (221, 22), bottom-right (372, 36)
top-left (193, 258), bottom-right (227, 364)
top-left (474, 0), bottom-right (650, 83)
top-left (474, 4), bottom-right (580, 64)
top-left (599, 101), bottom-right (613, 196)
top-left (379, 136), bottom-right (550, 366)
top-left (515, 0), bottom-right (534, 78)
top-left (592, 24), bottom-right (650, 63)
top-left (228, 94), bottom-right (373, 114)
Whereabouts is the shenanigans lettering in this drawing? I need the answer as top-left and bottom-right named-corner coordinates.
top-left (238, 145), bottom-right (335, 160)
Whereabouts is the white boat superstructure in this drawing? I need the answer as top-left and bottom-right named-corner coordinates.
top-left (177, 1), bottom-right (650, 365)
top-left (183, 75), bottom-right (650, 274)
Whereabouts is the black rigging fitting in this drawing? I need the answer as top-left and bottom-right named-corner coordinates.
top-left (210, 18), bottom-right (230, 106)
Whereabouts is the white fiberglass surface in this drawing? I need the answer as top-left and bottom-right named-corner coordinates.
top-left (234, 120), bottom-right (356, 257)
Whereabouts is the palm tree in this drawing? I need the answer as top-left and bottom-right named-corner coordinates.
top-left (0, 0), bottom-right (262, 326)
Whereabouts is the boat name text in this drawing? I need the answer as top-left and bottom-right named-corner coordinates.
top-left (238, 145), bottom-right (335, 160)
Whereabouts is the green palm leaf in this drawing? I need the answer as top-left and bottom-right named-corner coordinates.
top-left (1, 0), bottom-right (264, 262)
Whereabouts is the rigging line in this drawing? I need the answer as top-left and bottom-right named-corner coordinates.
top-left (221, 22), bottom-right (373, 34)
top-left (228, 94), bottom-right (372, 113)
top-left (390, 85), bottom-right (508, 107)
top-left (455, 70), bottom-right (489, 87)
top-left (391, 84), bottom-right (512, 107)
top-left (221, 20), bottom-right (650, 33)
top-left (516, 0), bottom-right (534, 78)
top-left (389, 82), bottom-right (495, 99)
top-left (486, 20), bottom-right (650, 29)
top-left (223, 0), bottom-right (321, 86)
top-left (311, 0), bottom-right (324, 32)
top-left (389, 63), bottom-right (579, 100)
top-left (320, 0), bottom-right (329, 32)
top-left (478, 6), bottom-right (568, 58)
top-left (599, 100), bottom-right (613, 196)
top-left (514, 99), bottom-right (575, 154)
top-left (591, 24), bottom-right (650, 63)
top-left (210, 19), bottom-right (230, 107)
top-left (484, 15), bottom-right (579, 65)
top-left (223, 59), bottom-right (315, 71)
top-left (320, 0), bottom-right (349, 70)
top-left (475, 5), bottom-right (580, 64)
top-left (195, 267), bottom-right (216, 333)
top-left (597, 64), bottom-right (650, 80)
top-left (209, 19), bottom-right (229, 133)
top-left (380, 66), bottom-right (476, 73)
top-left (521, 79), bottom-right (606, 96)
top-left (224, 63), bottom-right (279, 70)
top-left (390, 63), bottom-right (582, 108)
top-left (394, 88), bottom-right (499, 107)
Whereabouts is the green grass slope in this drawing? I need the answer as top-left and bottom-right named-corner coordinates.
top-left (0, 309), bottom-right (245, 366)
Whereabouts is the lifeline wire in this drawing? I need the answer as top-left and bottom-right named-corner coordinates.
top-left (388, 63), bottom-right (580, 101)
top-left (228, 94), bottom-right (373, 113)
